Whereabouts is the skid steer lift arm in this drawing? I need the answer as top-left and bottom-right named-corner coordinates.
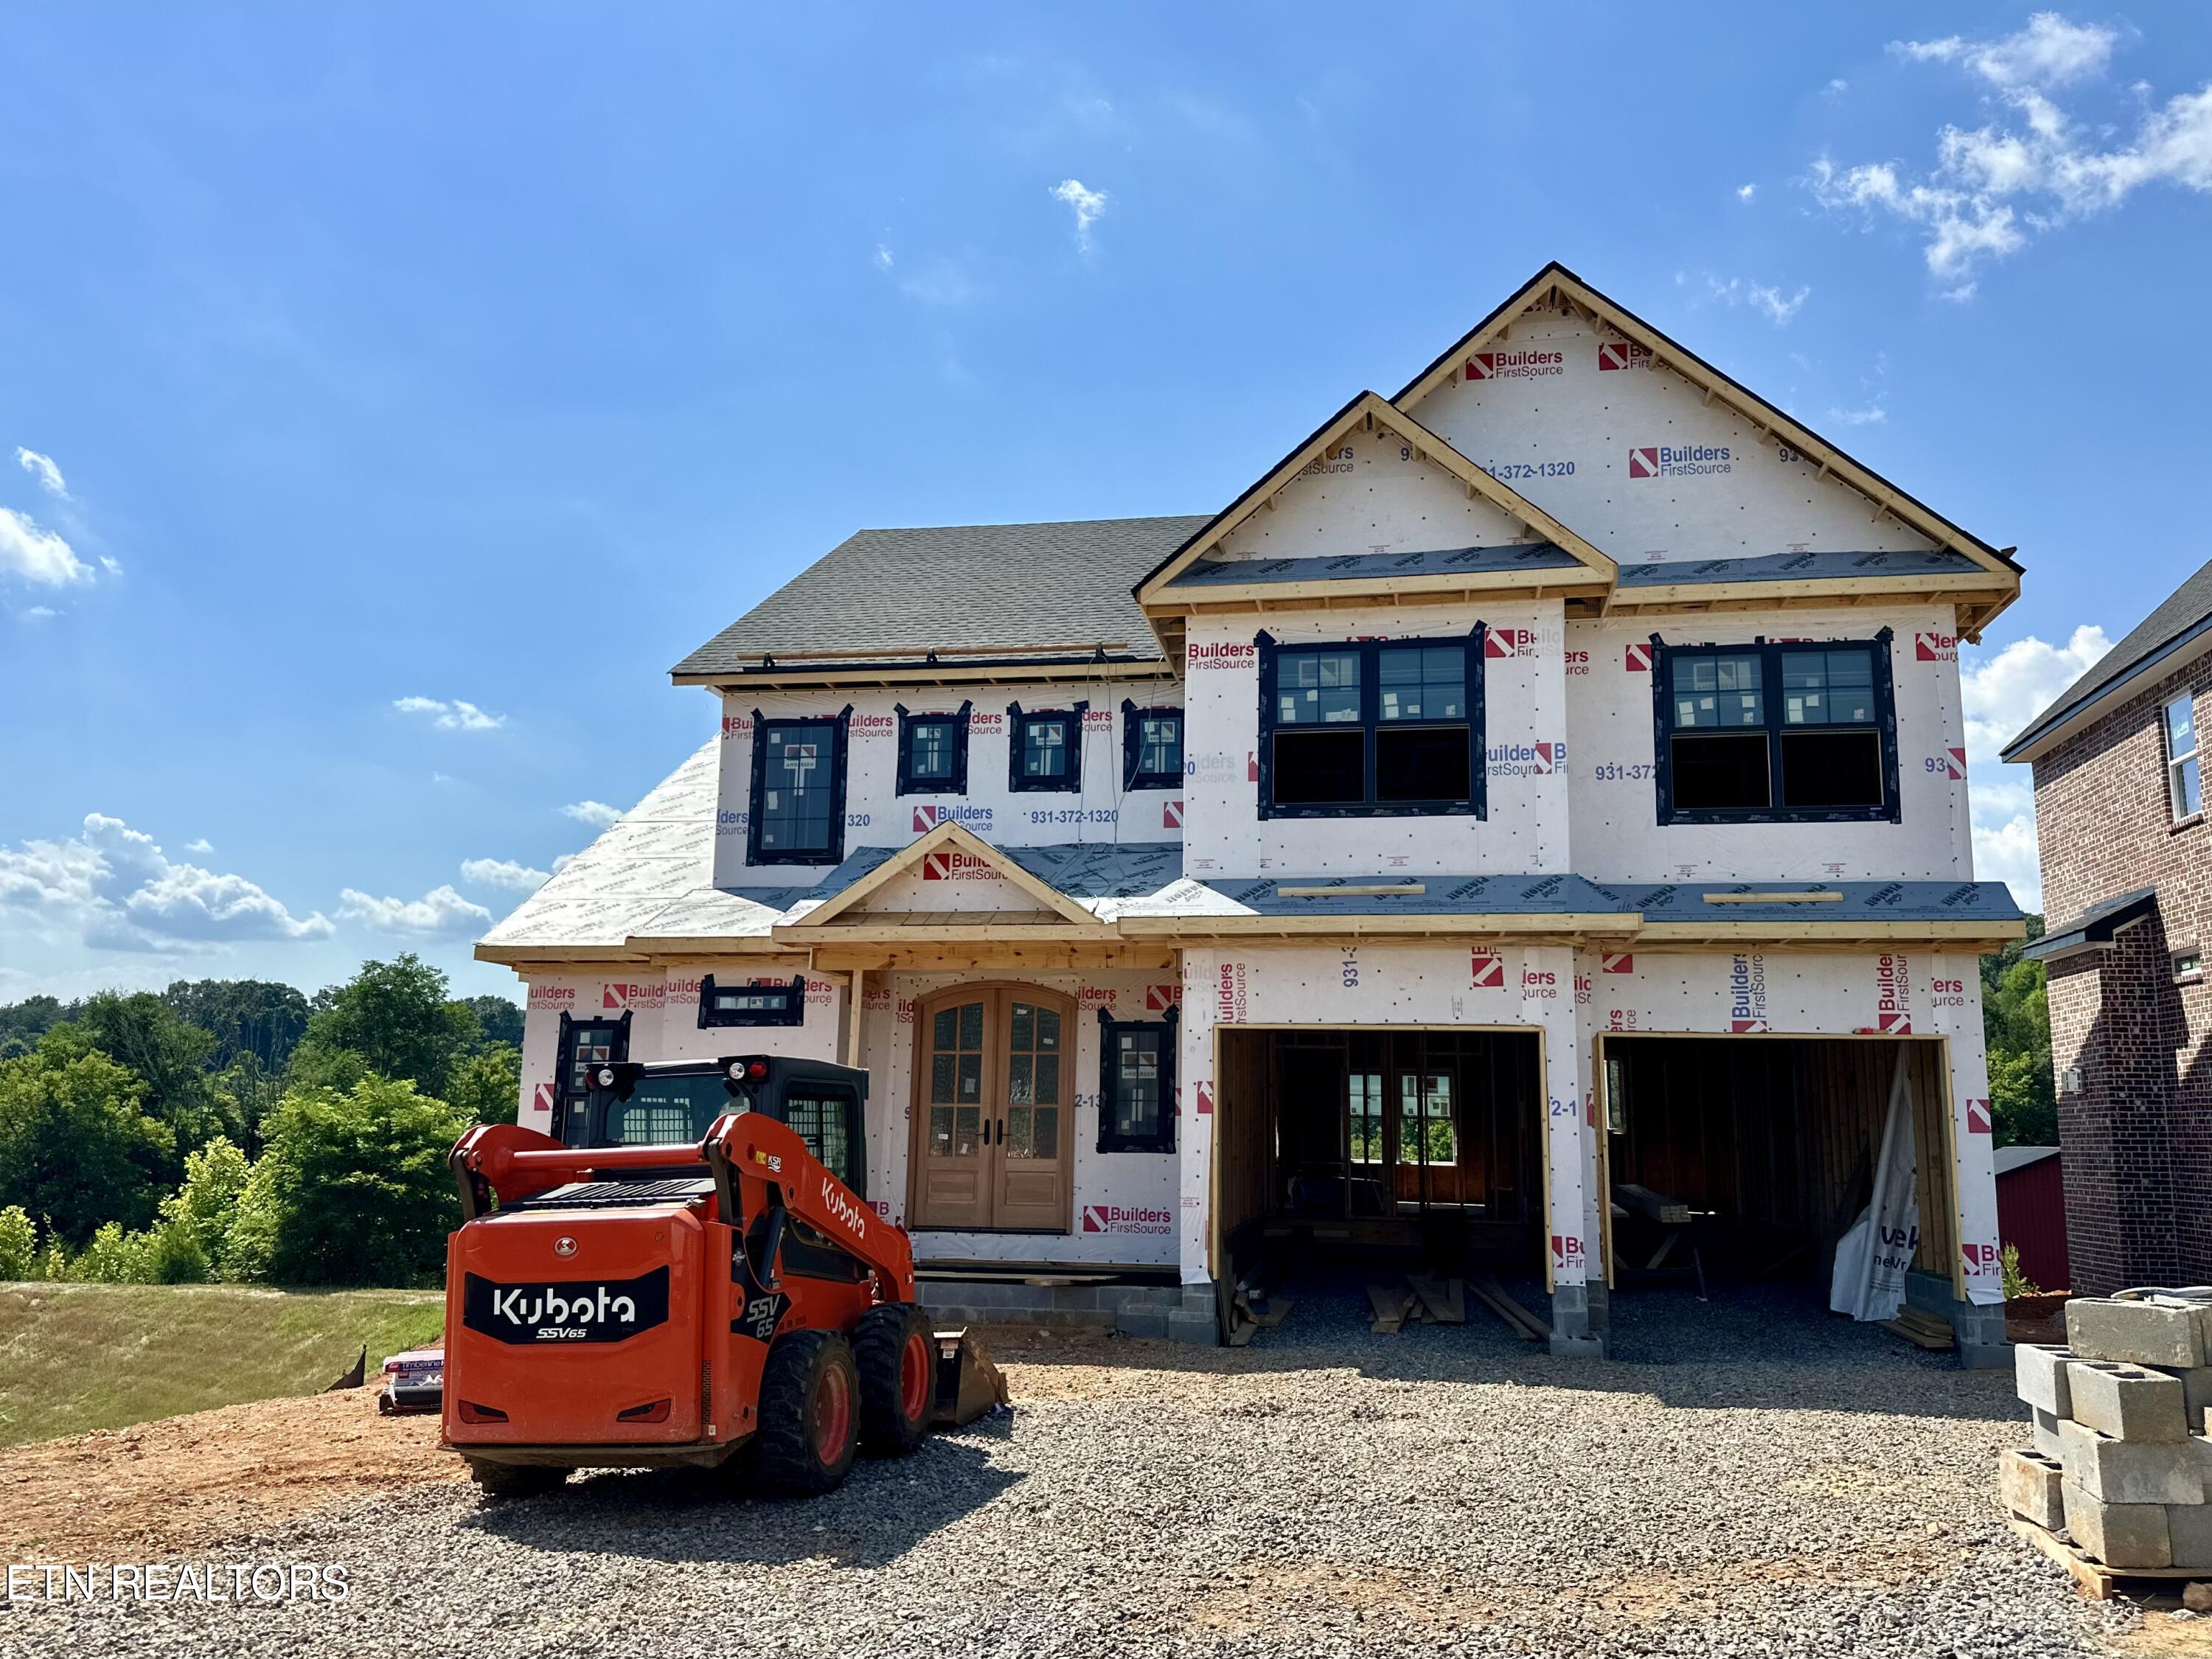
top-left (702, 1112), bottom-right (916, 1305)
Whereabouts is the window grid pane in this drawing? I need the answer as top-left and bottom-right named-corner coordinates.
top-left (909, 720), bottom-right (954, 779)
top-left (1023, 719), bottom-right (1068, 777)
top-left (1137, 714), bottom-right (1182, 778)
top-left (1781, 650), bottom-right (1876, 726)
top-left (759, 725), bottom-right (837, 854)
top-left (1672, 655), bottom-right (1763, 728)
top-left (1277, 651), bottom-right (1363, 724)
top-left (1377, 646), bottom-right (1465, 723)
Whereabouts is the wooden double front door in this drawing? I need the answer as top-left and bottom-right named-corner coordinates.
top-left (908, 984), bottom-right (1074, 1232)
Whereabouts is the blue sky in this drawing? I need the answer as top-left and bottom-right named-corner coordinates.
top-left (3, 4), bottom-right (2208, 1001)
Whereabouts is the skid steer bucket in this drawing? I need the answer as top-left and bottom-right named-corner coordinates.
top-left (931, 1327), bottom-right (1008, 1427)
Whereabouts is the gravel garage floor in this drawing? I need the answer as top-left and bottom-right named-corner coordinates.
top-left (4, 1286), bottom-right (2171, 1659)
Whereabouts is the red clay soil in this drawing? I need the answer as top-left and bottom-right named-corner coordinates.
top-left (0, 1385), bottom-right (465, 1561)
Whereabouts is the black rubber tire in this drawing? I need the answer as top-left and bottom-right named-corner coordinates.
top-left (854, 1303), bottom-right (935, 1457)
top-left (467, 1461), bottom-right (571, 1500)
top-left (751, 1329), bottom-right (860, 1498)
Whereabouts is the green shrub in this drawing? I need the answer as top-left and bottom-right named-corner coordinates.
top-left (229, 1077), bottom-right (468, 1287)
top-left (0, 1206), bottom-right (35, 1279)
top-left (0, 1031), bottom-right (173, 1245)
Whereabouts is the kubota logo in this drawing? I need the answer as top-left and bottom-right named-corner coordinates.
top-left (552, 1237), bottom-right (577, 1259)
top-left (462, 1267), bottom-right (670, 1345)
top-left (821, 1177), bottom-right (868, 1239)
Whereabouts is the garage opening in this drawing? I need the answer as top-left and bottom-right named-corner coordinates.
top-left (1213, 1028), bottom-right (1548, 1290)
top-left (1597, 1035), bottom-right (1956, 1302)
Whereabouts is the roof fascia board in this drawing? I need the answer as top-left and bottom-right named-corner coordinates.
top-left (1391, 262), bottom-right (2020, 590)
top-left (1150, 568), bottom-right (1613, 612)
top-left (791, 821), bottom-right (1105, 931)
top-left (2003, 620), bottom-right (2212, 764)
top-left (1607, 571), bottom-right (2016, 611)
top-left (1132, 392), bottom-right (1616, 614)
top-left (675, 661), bottom-right (1178, 692)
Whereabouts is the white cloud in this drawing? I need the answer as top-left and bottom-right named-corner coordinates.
top-left (460, 857), bottom-right (551, 892)
top-left (1813, 15), bottom-right (2211, 279)
top-left (393, 695), bottom-right (506, 731)
top-left (1824, 78), bottom-right (1849, 97)
top-left (1050, 178), bottom-right (1109, 251)
top-left (1894, 13), bottom-right (2119, 89)
top-left (0, 507), bottom-right (91, 586)
top-left (1974, 813), bottom-right (2048, 908)
top-left (560, 801), bottom-right (622, 830)
top-left (0, 813), bottom-right (333, 951)
top-left (1826, 404), bottom-right (1888, 425)
top-left (873, 244), bottom-right (894, 271)
top-left (20, 605), bottom-right (55, 621)
top-left (185, 838), bottom-right (213, 853)
top-left (1960, 625), bottom-right (2113, 762)
top-left (336, 883), bottom-right (493, 936)
top-left (1959, 625), bottom-right (2115, 909)
top-left (13, 448), bottom-right (66, 498)
top-left (1705, 276), bottom-right (1810, 325)
top-left (1736, 183), bottom-right (1757, 201)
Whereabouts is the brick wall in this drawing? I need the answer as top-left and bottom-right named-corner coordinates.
top-left (2032, 651), bottom-right (2212, 1293)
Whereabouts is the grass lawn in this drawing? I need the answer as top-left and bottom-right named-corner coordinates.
top-left (0, 1282), bottom-right (444, 1447)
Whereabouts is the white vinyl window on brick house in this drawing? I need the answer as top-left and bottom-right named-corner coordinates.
top-left (2166, 693), bottom-right (2202, 820)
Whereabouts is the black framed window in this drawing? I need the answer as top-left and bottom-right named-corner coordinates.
top-left (1652, 632), bottom-right (1900, 823)
top-left (896, 701), bottom-right (970, 796)
top-left (1255, 629), bottom-right (1485, 819)
top-left (1009, 701), bottom-right (1086, 793)
top-left (745, 708), bottom-right (852, 866)
top-left (1096, 1007), bottom-right (1177, 1154)
top-left (554, 1010), bottom-right (630, 1142)
top-left (1122, 703), bottom-right (1184, 791)
top-left (698, 974), bottom-right (807, 1028)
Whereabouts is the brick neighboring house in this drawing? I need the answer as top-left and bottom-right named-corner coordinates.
top-left (2004, 559), bottom-right (2212, 1294)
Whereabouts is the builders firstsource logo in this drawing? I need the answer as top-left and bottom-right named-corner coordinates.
top-left (602, 981), bottom-right (666, 1012)
top-left (1484, 627), bottom-right (1541, 660)
top-left (1465, 349), bottom-right (1562, 381)
top-left (1082, 1204), bottom-right (1172, 1237)
top-left (1868, 953), bottom-right (1913, 1034)
top-left (1597, 341), bottom-right (1652, 372)
top-left (1915, 631), bottom-right (1960, 662)
top-left (1188, 641), bottom-right (1257, 672)
top-left (1728, 953), bottom-right (1768, 1032)
top-left (1487, 740), bottom-right (1561, 778)
top-left (1629, 443), bottom-right (1732, 479)
top-left (911, 803), bottom-right (993, 833)
top-left (921, 850), bottom-right (1002, 883)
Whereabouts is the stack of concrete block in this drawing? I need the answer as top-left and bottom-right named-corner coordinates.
top-left (2002, 1289), bottom-right (2212, 1569)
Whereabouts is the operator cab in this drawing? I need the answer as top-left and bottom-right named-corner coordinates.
top-left (569, 1055), bottom-right (871, 1200)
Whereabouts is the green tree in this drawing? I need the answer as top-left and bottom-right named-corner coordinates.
top-left (0, 1032), bottom-right (173, 1245)
top-left (226, 1077), bottom-right (468, 1286)
top-left (69, 992), bottom-right (233, 1165)
top-left (0, 995), bottom-right (73, 1061)
top-left (1981, 914), bottom-right (2057, 1150)
top-left (445, 1043), bottom-right (521, 1126)
top-left (456, 995), bottom-right (524, 1051)
top-left (0, 1206), bottom-right (34, 1279)
top-left (290, 955), bottom-right (475, 1098)
top-left (161, 978), bottom-right (311, 1073)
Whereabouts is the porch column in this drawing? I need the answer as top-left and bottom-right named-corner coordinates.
top-left (1532, 945), bottom-right (1602, 1357)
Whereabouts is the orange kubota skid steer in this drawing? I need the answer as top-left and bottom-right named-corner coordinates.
top-left (441, 1055), bottom-right (1001, 1500)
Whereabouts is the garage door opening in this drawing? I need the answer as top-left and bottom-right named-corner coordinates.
top-left (1597, 1035), bottom-right (1956, 1307)
top-left (1212, 1028), bottom-right (1548, 1290)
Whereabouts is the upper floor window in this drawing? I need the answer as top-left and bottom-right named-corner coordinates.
top-left (1652, 636), bottom-right (1898, 824)
top-left (896, 702), bottom-right (970, 796)
top-left (746, 711), bottom-right (850, 866)
top-left (1122, 704), bottom-right (1184, 791)
top-left (1256, 630), bottom-right (1484, 818)
top-left (2167, 692), bottom-right (2202, 821)
top-left (1009, 702), bottom-right (1085, 793)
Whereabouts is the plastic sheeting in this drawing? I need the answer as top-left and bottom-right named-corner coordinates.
top-left (1829, 1047), bottom-right (1921, 1321)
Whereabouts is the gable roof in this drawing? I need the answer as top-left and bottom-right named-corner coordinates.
top-left (1393, 261), bottom-right (2020, 630)
top-left (2003, 555), bottom-right (2212, 763)
top-left (786, 820), bottom-right (1108, 932)
top-left (672, 515), bottom-right (1209, 684)
top-left (1131, 390), bottom-right (1615, 646)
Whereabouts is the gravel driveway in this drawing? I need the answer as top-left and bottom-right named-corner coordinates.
top-left (4, 1285), bottom-right (2154, 1658)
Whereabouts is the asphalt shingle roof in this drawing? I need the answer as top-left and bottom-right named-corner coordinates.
top-left (671, 515), bottom-right (1212, 677)
top-left (2005, 555), bottom-right (2212, 758)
